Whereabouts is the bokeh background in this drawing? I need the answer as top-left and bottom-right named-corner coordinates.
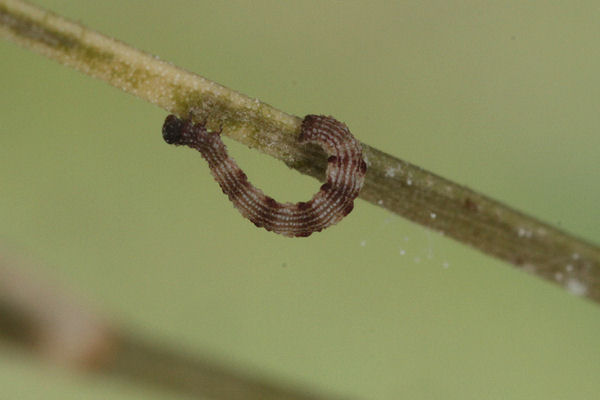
top-left (1, 1), bottom-right (599, 399)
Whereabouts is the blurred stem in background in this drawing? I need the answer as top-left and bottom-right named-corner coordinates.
top-left (0, 251), bottom-right (350, 400)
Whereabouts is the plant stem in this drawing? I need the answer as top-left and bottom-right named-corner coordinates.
top-left (0, 254), bottom-right (348, 400)
top-left (1, 0), bottom-right (599, 303)
top-left (109, 334), bottom-right (350, 400)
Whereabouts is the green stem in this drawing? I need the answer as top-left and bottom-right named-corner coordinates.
top-left (1, 0), bottom-right (599, 303)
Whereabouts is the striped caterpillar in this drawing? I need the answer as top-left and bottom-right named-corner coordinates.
top-left (162, 114), bottom-right (366, 237)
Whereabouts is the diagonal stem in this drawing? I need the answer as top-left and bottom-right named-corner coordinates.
top-left (1, 0), bottom-right (599, 302)
top-left (0, 253), bottom-right (351, 400)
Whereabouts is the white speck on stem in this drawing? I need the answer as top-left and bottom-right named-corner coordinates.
top-left (555, 272), bottom-right (564, 281)
top-left (430, 212), bottom-right (437, 219)
top-left (442, 261), bottom-right (450, 269)
top-left (566, 278), bottom-right (587, 296)
top-left (517, 227), bottom-right (533, 238)
top-left (385, 164), bottom-right (403, 178)
top-left (565, 264), bottom-right (574, 272)
top-left (360, 240), bottom-right (366, 247)
top-left (399, 249), bottom-right (406, 256)
top-left (572, 253), bottom-right (580, 260)
top-left (377, 199), bottom-right (384, 205)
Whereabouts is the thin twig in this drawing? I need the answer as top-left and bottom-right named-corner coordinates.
top-left (0, 252), bottom-right (351, 400)
top-left (0, 252), bottom-right (117, 368)
top-left (109, 334), bottom-right (351, 400)
top-left (1, 0), bottom-right (599, 302)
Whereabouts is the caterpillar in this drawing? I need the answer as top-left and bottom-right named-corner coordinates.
top-left (162, 114), bottom-right (366, 237)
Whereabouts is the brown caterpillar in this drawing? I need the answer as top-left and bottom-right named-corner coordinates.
top-left (162, 114), bottom-right (366, 237)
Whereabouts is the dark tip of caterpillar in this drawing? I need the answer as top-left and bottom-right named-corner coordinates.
top-left (162, 114), bottom-right (185, 145)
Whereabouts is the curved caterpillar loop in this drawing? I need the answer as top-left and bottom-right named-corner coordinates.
top-left (162, 114), bottom-right (367, 237)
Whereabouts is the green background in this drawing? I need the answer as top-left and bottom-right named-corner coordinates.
top-left (1, 1), bottom-right (599, 399)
